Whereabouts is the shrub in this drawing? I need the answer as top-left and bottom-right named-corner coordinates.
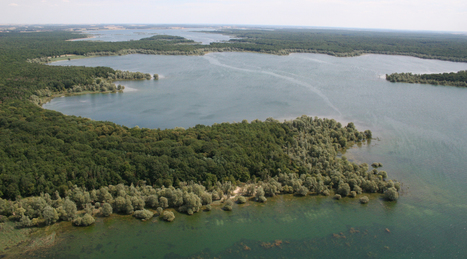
top-left (72, 214), bottom-right (95, 226)
top-left (296, 186), bottom-right (309, 196)
top-left (162, 211), bottom-right (175, 222)
top-left (223, 200), bottom-right (234, 211)
top-left (359, 196), bottom-right (369, 204)
top-left (156, 207), bottom-right (163, 215)
top-left (102, 203), bottom-right (113, 217)
top-left (16, 214), bottom-right (32, 228)
top-left (133, 209), bottom-right (154, 220)
top-left (384, 187), bottom-right (399, 201)
top-left (237, 196), bottom-right (247, 204)
top-left (337, 183), bottom-right (351, 197)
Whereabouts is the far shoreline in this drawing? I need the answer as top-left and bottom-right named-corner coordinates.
top-left (65, 35), bottom-right (96, 41)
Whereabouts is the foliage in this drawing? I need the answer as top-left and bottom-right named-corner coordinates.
top-left (133, 209), bottom-right (154, 220)
top-left (223, 199), bottom-right (234, 211)
top-left (384, 187), bottom-right (399, 201)
top-left (72, 213), bottom-right (95, 226)
top-left (210, 29), bottom-right (467, 62)
top-left (386, 71), bottom-right (467, 87)
top-left (237, 196), bottom-right (247, 204)
top-left (102, 202), bottom-right (113, 217)
top-left (162, 211), bottom-right (175, 222)
top-left (359, 196), bottom-right (369, 204)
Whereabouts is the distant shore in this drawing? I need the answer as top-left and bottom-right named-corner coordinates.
top-left (66, 36), bottom-right (96, 41)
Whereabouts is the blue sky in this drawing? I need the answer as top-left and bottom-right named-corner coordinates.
top-left (1, 0), bottom-right (466, 32)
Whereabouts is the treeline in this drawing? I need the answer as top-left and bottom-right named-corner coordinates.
top-left (1, 160), bottom-right (399, 228)
top-left (209, 29), bottom-right (467, 62)
top-left (386, 70), bottom-right (467, 87)
top-left (139, 35), bottom-right (195, 43)
top-left (3, 29), bottom-right (466, 104)
top-left (0, 61), bottom-right (117, 102)
top-left (108, 70), bottom-right (152, 80)
top-left (0, 31), bottom-right (193, 102)
top-left (0, 97), bottom-right (378, 200)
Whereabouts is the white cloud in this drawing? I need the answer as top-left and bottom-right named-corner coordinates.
top-left (9, 3), bottom-right (19, 6)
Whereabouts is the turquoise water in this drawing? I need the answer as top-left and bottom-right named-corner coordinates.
top-left (42, 53), bottom-right (467, 258)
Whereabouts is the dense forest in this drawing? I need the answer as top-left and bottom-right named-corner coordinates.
top-left (209, 29), bottom-right (467, 62)
top-left (386, 70), bottom-right (467, 87)
top-left (0, 27), bottom-right (439, 227)
top-left (1, 114), bottom-right (398, 227)
top-left (0, 99), bottom-right (375, 199)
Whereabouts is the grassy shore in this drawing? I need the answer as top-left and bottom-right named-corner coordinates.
top-left (48, 54), bottom-right (97, 63)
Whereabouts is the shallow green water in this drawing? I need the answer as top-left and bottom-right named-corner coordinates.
top-left (41, 53), bottom-right (467, 258)
top-left (33, 195), bottom-right (467, 258)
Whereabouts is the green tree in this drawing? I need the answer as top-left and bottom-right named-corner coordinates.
top-left (384, 187), bottom-right (399, 201)
top-left (61, 198), bottom-right (77, 221)
top-left (102, 202), bottom-right (113, 217)
top-left (255, 186), bottom-right (267, 202)
top-left (17, 214), bottom-right (32, 228)
top-left (162, 211), bottom-right (175, 222)
top-left (296, 186), bottom-right (308, 196)
top-left (156, 207), bottom-right (164, 215)
top-left (134, 209), bottom-right (154, 220)
top-left (337, 183), bottom-right (351, 197)
top-left (72, 213), bottom-right (95, 226)
top-left (237, 196), bottom-right (247, 204)
top-left (159, 197), bottom-right (169, 208)
top-left (223, 199), bottom-right (234, 211)
top-left (359, 196), bottom-right (369, 204)
top-left (42, 205), bottom-right (59, 225)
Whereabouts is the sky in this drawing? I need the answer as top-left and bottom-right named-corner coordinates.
top-left (1, 0), bottom-right (466, 32)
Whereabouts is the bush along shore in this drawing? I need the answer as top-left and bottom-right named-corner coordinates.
top-left (0, 115), bottom-right (400, 228)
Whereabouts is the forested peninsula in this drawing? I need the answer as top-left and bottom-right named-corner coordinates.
top-left (386, 70), bottom-right (467, 87)
top-left (0, 27), bottom-right (431, 231)
top-left (208, 29), bottom-right (467, 62)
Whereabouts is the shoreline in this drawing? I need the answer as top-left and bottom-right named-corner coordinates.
top-left (47, 54), bottom-right (97, 63)
top-left (65, 35), bottom-right (96, 41)
top-left (44, 48), bottom-right (467, 65)
top-left (40, 89), bottom-right (125, 106)
top-left (0, 188), bottom-right (388, 258)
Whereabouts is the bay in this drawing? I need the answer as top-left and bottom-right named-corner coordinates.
top-left (41, 52), bottom-right (467, 258)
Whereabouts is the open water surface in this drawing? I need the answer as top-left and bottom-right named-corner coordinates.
top-left (73, 28), bottom-right (232, 44)
top-left (42, 52), bottom-right (467, 258)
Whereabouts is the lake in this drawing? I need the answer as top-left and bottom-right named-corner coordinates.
top-left (72, 28), bottom-right (232, 44)
top-left (41, 52), bottom-right (467, 258)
